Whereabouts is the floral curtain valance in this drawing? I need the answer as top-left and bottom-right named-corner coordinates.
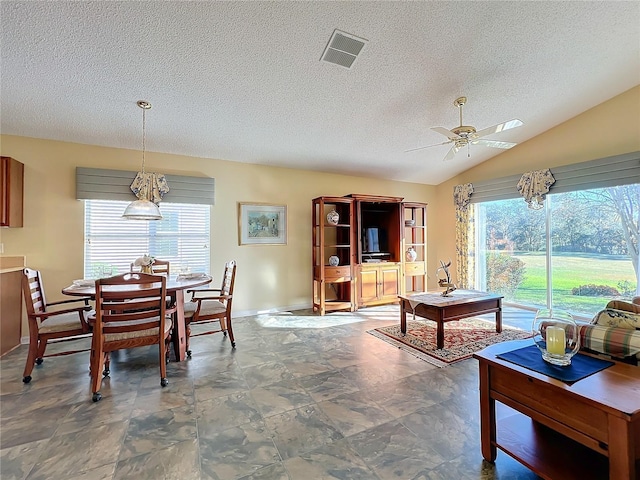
top-left (130, 172), bottom-right (170, 204)
top-left (454, 183), bottom-right (474, 209)
top-left (516, 168), bottom-right (555, 209)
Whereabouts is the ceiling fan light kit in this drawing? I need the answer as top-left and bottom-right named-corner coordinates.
top-left (406, 96), bottom-right (523, 161)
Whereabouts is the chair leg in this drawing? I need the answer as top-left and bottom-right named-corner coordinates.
top-left (159, 338), bottom-right (168, 387)
top-left (35, 338), bottom-right (48, 364)
top-left (90, 343), bottom-right (105, 402)
top-left (103, 353), bottom-right (111, 377)
top-left (22, 331), bottom-right (40, 383)
top-left (227, 316), bottom-right (236, 348)
top-left (185, 324), bottom-right (192, 358)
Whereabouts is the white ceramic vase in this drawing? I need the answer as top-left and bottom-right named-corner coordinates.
top-left (406, 247), bottom-right (417, 262)
top-left (326, 210), bottom-right (339, 225)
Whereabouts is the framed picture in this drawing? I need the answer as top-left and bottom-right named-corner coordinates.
top-left (238, 203), bottom-right (287, 245)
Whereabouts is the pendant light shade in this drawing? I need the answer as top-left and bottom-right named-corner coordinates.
top-left (122, 198), bottom-right (163, 220)
top-left (123, 100), bottom-right (164, 221)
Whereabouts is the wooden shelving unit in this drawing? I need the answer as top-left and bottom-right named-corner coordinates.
top-left (402, 202), bottom-right (427, 295)
top-left (312, 197), bottom-right (356, 315)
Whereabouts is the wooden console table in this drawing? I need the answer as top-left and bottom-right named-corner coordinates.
top-left (399, 290), bottom-right (503, 349)
top-left (474, 340), bottom-right (640, 480)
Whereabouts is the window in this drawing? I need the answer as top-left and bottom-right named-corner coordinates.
top-left (474, 184), bottom-right (639, 319)
top-left (84, 200), bottom-right (210, 278)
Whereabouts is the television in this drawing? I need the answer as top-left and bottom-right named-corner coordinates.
top-left (364, 227), bottom-right (387, 253)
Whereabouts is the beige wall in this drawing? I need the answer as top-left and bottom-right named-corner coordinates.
top-left (2, 85), bottom-right (638, 335)
top-left (0, 134), bottom-right (436, 334)
top-left (432, 85), bottom-right (640, 273)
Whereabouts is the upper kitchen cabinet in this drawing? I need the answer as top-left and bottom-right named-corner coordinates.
top-left (1, 157), bottom-right (24, 228)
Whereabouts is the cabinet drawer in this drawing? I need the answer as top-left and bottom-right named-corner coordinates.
top-left (324, 266), bottom-right (351, 280)
top-left (405, 262), bottom-right (425, 275)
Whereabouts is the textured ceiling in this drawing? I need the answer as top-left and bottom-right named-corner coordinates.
top-left (1, 1), bottom-right (639, 185)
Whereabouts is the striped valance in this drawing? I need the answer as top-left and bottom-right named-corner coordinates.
top-left (76, 167), bottom-right (215, 205)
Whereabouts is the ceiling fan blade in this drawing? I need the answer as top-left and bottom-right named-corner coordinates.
top-left (443, 145), bottom-right (461, 162)
top-left (475, 119), bottom-right (523, 138)
top-left (472, 139), bottom-right (517, 149)
top-left (404, 140), bottom-right (452, 153)
top-left (431, 126), bottom-right (461, 140)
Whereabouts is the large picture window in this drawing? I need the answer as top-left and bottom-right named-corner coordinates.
top-left (474, 184), bottom-right (639, 318)
top-left (84, 200), bottom-right (210, 278)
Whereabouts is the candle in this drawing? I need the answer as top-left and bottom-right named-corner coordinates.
top-left (546, 326), bottom-right (566, 355)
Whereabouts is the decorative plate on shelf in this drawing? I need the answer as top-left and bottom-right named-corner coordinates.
top-left (326, 210), bottom-right (340, 225)
top-left (328, 255), bottom-right (340, 266)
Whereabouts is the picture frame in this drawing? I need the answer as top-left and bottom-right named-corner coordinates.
top-left (238, 203), bottom-right (287, 245)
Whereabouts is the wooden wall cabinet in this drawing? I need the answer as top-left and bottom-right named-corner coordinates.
top-left (312, 197), bottom-right (356, 315)
top-left (1, 156), bottom-right (24, 228)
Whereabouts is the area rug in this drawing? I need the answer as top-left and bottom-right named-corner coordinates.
top-left (368, 318), bottom-right (531, 367)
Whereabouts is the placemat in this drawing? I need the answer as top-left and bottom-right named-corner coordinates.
top-left (497, 345), bottom-right (614, 383)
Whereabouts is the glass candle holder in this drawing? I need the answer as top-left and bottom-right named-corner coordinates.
top-left (532, 309), bottom-right (580, 366)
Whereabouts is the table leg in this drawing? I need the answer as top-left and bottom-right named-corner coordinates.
top-left (478, 362), bottom-right (497, 462)
top-left (608, 415), bottom-right (635, 480)
top-left (436, 310), bottom-right (445, 349)
top-left (496, 301), bottom-right (503, 333)
top-left (171, 290), bottom-right (187, 362)
top-left (400, 299), bottom-right (407, 334)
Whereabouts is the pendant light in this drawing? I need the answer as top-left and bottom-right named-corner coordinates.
top-left (122, 100), bottom-right (163, 220)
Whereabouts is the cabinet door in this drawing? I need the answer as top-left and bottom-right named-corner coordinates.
top-left (379, 265), bottom-right (400, 299)
top-left (359, 267), bottom-right (379, 304)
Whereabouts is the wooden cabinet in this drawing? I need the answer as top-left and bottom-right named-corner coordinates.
top-left (358, 263), bottom-right (401, 306)
top-left (312, 197), bottom-right (356, 315)
top-left (1, 157), bottom-right (24, 228)
top-left (402, 202), bottom-right (427, 295)
top-left (312, 194), bottom-right (427, 312)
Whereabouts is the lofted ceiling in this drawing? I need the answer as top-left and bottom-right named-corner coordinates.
top-left (1, 1), bottom-right (639, 185)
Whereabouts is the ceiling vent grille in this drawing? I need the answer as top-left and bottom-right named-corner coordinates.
top-left (321, 30), bottom-right (368, 69)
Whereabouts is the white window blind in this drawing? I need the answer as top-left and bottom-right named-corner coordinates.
top-left (84, 200), bottom-right (210, 278)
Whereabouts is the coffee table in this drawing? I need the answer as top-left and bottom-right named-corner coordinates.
top-left (474, 340), bottom-right (640, 480)
top-left (398, 290), bottom-right (503, 349)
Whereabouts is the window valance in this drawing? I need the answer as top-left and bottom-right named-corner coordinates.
top-left (76, 167), bottom-right (215, 205)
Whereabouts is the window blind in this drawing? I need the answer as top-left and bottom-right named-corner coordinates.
top-left (76, 167), bottom-right (215, 205)
top-left (468, 151), bottom-right (640, 204)
top-left (84, 200), bottom-right (210, 278)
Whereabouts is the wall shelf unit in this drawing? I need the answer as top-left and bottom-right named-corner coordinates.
top-left (402, 202), bottom-right (428, 295)
top-left (312, 197), bottom-right (356, 315)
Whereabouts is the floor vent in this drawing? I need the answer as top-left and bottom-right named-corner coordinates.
top-left (320, 30), bottom-right (368, 69)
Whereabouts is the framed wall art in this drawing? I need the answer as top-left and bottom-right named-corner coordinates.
top-left (238, 203), bottom-right (287, 245)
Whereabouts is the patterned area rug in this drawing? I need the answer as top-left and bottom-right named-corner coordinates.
top-left (368, 318), bottom-right (531, 367)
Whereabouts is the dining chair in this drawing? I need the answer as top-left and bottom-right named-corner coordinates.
top-left (129, 259), bottom-right (170, 276)
top-left (90, 272), bottom-right (172, 402)
top-left (183, 260), bottom-right (236, 357)
top-left (21, 268), bottom-right (93, 383)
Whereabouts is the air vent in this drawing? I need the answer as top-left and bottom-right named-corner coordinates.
top-left (321, 30), bottom-right (368, 69)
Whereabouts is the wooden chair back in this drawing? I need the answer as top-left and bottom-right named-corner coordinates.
top-left (130, 259), bottom-right (170, 276)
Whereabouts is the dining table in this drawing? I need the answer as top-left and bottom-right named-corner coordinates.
top-left (62, 274), bottom-right (213, 362)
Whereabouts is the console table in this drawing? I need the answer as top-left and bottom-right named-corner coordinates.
top-left (474, 340), bottom-right (640, 480)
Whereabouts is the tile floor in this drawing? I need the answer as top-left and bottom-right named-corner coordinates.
top-left (0, 305), bottom-right (541, 480)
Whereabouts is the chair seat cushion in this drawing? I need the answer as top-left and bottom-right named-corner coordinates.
top-left (104, 318), bottom-right (173, 342)
top-left (39, 310), bottom-right (93, 334)
top-left (184, 300), bottom-right (226, 319)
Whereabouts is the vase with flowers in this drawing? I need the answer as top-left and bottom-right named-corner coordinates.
top-left (134, 254), bottom-right (155, 274)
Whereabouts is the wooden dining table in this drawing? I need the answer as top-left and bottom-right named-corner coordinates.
top-left (62, 274), bottom-right (212, 361)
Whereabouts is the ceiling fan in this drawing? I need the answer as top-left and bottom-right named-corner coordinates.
top-left (406, 97), bottom-right (523, 161)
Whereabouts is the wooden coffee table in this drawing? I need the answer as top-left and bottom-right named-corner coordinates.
top-left (474, 340), bottom-right (640, 480)
top-left (398, 290), bottom-right (503, 349)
